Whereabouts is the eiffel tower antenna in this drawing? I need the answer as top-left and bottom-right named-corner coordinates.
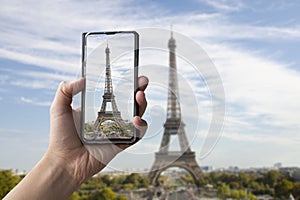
top-left (148, 29), bottom-right (202, 186)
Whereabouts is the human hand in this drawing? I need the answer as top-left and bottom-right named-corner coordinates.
top-left (3, 76), bottom-right (148, 200)
top-left (47, 76), bottom-right (148, 186)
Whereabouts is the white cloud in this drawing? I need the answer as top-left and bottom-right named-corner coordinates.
top-left (20, 96), bottom-right (51, 106)
top-left (223, 131), bottom-right (300, 145)
top-left (203, 42), bottom-right (300, 128)
top-left (2, 69), bottom-right (75, 93)
top-left (0, 0), bottom-right (299, 80)
top-left (19, 71), bottom-right (74, 81)
top-left (11, 79), bottom-right (58, 90)
top-left (0, 0), bottom-right (299, 76)
top-left (199, 0), bottom-right (244, 12)
top-left (0, 48), bottom-right (78, 73)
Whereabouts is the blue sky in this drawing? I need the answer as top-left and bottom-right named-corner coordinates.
top-left (0, 0), bottom-right (300, 172)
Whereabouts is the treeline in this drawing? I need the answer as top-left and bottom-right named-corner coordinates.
top-left (199, 170), bottom-right (300, 199)
top-left (71, 173), bottom-right (149, 200)
top-left (1, 169), bottom-right (300, 200)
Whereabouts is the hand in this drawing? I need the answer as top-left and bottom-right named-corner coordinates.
top-left (48, 76), bottom-right (149, 184)
top-left (3, 76), bottom-right (148, 200)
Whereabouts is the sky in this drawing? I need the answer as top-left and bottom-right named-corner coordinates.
top-left (0, 0), bottom-right (300, 173)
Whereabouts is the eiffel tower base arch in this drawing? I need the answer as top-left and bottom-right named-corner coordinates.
top-left (148, 152), bottom-right (202, 187)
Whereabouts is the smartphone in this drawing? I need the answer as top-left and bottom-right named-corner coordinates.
top-left (81, 31), bottom-right (139, 144)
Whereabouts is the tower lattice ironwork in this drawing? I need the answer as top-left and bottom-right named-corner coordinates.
top-left (148, 31), bottom-right (202, 186)
top-left (94, 45), bottom-right (124, 131)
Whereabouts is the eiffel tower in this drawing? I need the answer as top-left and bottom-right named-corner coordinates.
top-left (94, 44), bottom-right (125, 135)
top-left (148, 31), bottom-right (202, 186)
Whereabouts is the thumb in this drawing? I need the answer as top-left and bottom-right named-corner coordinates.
top-left (50, 78), bottom-right (85, 115)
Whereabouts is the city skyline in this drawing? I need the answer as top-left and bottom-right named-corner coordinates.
top-left (0, 0), bottom-right (300, 172)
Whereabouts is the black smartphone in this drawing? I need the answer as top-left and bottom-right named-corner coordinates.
top-left (81, 31), bottom-right (139, 144)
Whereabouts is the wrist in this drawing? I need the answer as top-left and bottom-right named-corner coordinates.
top-left (44, 146), bottom-right (97, 185)
top-left (42, 154), bottom-right (79, 198)
top-left (42, 151), bottom-right (82, 197)
top-left (4, 151), bottom-right (81, 200)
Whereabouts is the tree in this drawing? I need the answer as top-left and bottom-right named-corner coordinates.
top-left (250, 181), bottom-right (273, 196)
top-left (230, 181), bottom-right (240, 189)
top-left (123, 183), bottom-right (134, 190)
top-left (116, 194), bottom-right (128, 200)
top-left (262, 170), bottom-right (283, 188)
top-left (181, 174), bottom-right (194, 185)
top-left (247, 192), bottom-right (258, 200)
top-left (123, 173), bottom-right (148, 188)
top-left (157, 176), bottom-right (168, 185)
top-left (292, 182), bottom-right (300, 199)
top-left (100, 175), bottom-right (112, 187)
top-left (69, 191), bottom-right (80, 200)
top-left (124, 173), bottom-right (140, 187)
top-left (275, 179), bottom-right (294, 198)
top-left (0, 169), bottom-right (21, 199)
top-left (238, 172), bottom-right (251, 187)
top-left (218, 183), bottom-right (231, 199)
top-left (90, 187), bottom-right (117, 200)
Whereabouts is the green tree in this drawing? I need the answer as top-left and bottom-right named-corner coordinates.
top-left (69, 191), bottom-right (80, 200)
top-left (238, 172), bottom-right (251, 187)
top-left (90, 187), bottom-right (117, 200)
top-left (157, 176), bottom-right (168, 185)
top-left (275, 179), bottom-right (294, 199)
top-left (116, 194), bottom-right (128, 200)
top-left (0, 169), bottom-right (21, 199)
top-left (123, 173), bottom-right (139, 187)
top-left (218, 183), bottom-right (231, 199)
top-left (84, 123), bottom-right (95, 132)
top-left (110, 175), bottom-right (126, 190)
top-left (292, 182), bottom-right (300, 199)
top-left (250, 181), bottom-right (273, 196)
top-left (123, 183), bottom-right (134, 190)
top-left (231, 189), bottom-right (240, 199)
top-left (247, 192), bottom-right (258, 200)
top-left (100, 175), bottom-right (112, 187)
top-left (262, 170), bottom-right (283, 188)
top-left (181, 174), bottom-right (194, 185)
top-left (123, 173), bottom-right (148, 188)
top-left (230, 181), bottom-right (240, 189)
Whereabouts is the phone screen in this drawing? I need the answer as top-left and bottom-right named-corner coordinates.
top-left (81, 31), bottom-right (139, 144)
